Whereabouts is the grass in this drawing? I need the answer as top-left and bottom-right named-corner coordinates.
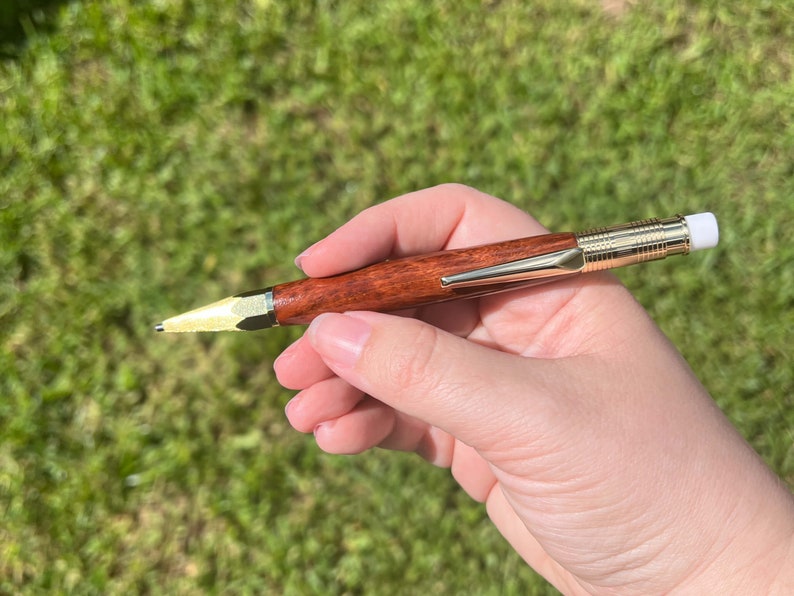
top-left (1, 0), bottom-right (792, 593)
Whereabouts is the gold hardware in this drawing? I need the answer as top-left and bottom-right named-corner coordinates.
top-left (577, 215), bottom-right (690, 272)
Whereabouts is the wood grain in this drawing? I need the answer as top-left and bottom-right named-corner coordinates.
top-left (272, 233), bottom-right (578, 325)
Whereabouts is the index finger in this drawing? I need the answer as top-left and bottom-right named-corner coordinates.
top-left (296, 184), bottom-right (549, 278)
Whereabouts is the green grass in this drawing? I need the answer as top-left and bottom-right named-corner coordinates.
top-left (1, 0), bottom-right (793, 593)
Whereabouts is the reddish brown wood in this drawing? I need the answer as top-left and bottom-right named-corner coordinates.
top-left (273, 233), bottom-right (578, 325)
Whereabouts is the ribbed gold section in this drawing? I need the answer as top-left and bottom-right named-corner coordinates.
top-left (576, 215), bottom-right (690, 272)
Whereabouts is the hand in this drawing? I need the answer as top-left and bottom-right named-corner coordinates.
top-left (274, 184), bottom-right (794, 594)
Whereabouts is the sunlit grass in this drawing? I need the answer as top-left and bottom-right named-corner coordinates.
top-left (1, 1), bottom-right (792, 593)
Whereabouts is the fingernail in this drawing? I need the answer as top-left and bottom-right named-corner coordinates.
top-left (273, 349), bottom-right (290, 369)
top-left (307, 313), bottom-right (371, 369)
top-left (294, 244), bottom-right (316, 271)
top-left (272, 345), bottom-right (297, 382)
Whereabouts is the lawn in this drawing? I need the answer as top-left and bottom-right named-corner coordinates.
top-left (1, 0), bottom-right (792, 593)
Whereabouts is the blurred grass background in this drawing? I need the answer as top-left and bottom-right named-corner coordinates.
top-left (1, 0), bottom-right (792, 593)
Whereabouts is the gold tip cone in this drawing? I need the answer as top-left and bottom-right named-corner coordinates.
top-left (155, 289), bottom-right (276, 332)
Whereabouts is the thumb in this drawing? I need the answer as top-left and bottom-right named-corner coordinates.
top-left (306, 311), bottom-right (562, 451)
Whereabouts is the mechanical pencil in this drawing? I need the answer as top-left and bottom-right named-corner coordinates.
top-left (155, 213), bottom-right (718, 333)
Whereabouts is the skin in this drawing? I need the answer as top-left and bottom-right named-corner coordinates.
top-left (274, 184), bottom-right (794, 594)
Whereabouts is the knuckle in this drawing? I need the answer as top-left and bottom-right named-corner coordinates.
top-left (382, 322), bottom-right (445, 394)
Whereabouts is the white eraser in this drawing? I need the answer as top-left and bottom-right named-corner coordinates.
top-left (684, 212), bottom-right (719, 251)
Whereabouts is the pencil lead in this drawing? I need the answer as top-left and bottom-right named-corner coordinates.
top-left (154, 323), bottom-right (165, 332)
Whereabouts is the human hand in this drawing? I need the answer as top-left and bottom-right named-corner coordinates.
top-left (274, 184), bottom-right (794, 594)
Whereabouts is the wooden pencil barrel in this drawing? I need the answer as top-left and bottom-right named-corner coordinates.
top-left (272, 233), bottom-right (578, 325)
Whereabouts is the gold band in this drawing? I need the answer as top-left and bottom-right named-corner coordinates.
top-left (576, 215), bottom-right (690, 272)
